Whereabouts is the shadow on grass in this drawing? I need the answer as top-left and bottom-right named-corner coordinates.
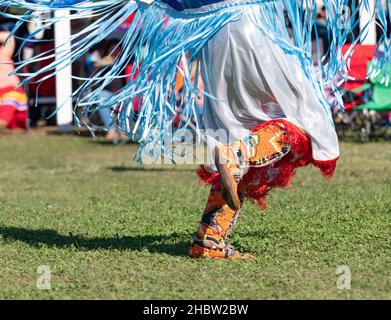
top-left (46, 129), bottom-right (98, 138)
top-left (0, 226), bottom-right (191, 257)
top-left (90, 140), bottom-right (136, 147)
top-left (107, 166), bottom-right (196, 173)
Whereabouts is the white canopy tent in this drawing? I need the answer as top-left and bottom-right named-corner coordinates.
top-left (54, 9), bottom-right (73, 132)
top-left (359, 0), bottom-right (377, 45)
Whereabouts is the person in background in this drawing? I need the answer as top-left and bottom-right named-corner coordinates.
top-left (0, 31), bottom-right (28, 132)
top-left (94, 40), bottom-right (125, 140)
top-left (85, 46), bottom-right (101, 76)
top-left (315, 5), bottom-right (330, 56)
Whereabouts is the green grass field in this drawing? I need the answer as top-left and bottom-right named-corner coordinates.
top-left (0, 130), bottom-right (390, 299)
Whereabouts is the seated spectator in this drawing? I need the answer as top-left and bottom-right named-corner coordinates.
top-left (0, 31), bottom-right (28, 132)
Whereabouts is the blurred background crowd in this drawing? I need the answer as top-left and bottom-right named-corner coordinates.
top-left (0, 4), bottom-right (390, 143)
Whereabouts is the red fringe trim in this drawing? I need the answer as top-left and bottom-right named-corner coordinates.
top-left (197, 119), bottom-right (338, 209)
top-left (312, 158), bottom-right (339, 178)
top-left (197, 166), bottom-right (220, 187)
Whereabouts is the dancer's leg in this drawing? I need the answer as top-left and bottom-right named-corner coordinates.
top-left (216, 121), bottom-right (291, 210)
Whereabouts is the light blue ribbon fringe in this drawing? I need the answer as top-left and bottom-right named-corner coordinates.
top-left (1, 0), bottom-right (390, 163)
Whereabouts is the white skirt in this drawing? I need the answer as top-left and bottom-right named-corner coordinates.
top-left (201, 5), bottom-right (339, 170)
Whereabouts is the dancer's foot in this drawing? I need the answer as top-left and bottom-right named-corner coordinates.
top-left (189, 189), bottom-right (252, 259)
top-left (189, 240), bottom-right (253, 260)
